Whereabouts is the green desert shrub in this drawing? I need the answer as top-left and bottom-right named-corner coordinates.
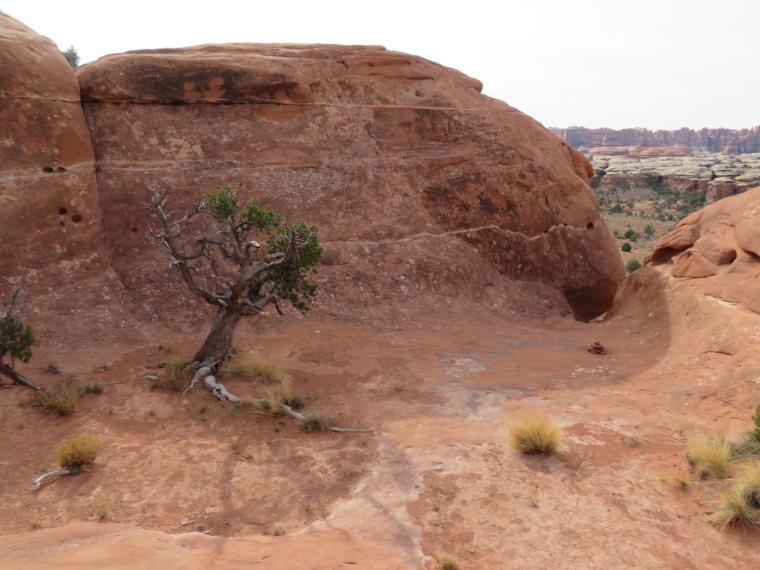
top-left (621, 242), bottom-right (632, 253)
top-left (625, 259), bottom-right (642, 273)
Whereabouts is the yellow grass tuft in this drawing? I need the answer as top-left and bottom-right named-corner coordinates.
top-left (509, 415), bottom-right (563, 454)
top-left (435, 552), bottom-right (460, 570)
top-left (687, 434), bottom-right (731, 479)
top-left (150, 358), bottom-right (191, 391)
top-left (659, 471), bottom-right (690, 489)
top-left (709, 487), bottom-right (759, 529)
top-left (54, 434), bottom-right (102, 470)
top-left (233, 354), bottom-right (290, 384)
top-left (298, 410), bottom-right (334, 432)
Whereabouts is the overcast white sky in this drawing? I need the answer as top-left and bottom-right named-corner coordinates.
top-left (4, 0), bottom-right (758, 131)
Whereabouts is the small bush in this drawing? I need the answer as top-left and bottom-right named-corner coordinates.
top-left (54, 434), bottom-right (102, 470)
top-left (84, 383), bottom-right (105, 394)
top-left (39, 378), bottom-right (84, 416)
top-left (625, 259), bottom-right (642, 273)
top-left (435, 552), bottom-right (460, 570)
top-left (709, 487), bottom-right (759, 528)
top-left (298, 410), bottom-right (334, 432)
top-left (621, 242), bottom-right (632, 253)
top-left (687, 434), bottom-right (731, 478)
top-left (92, 498), bottom-right (110, 521)
top-left (45, 362), bottom-right (61, 375)
top-left (151, 358), bottom-right (191, 391)
top-left (233, 354), bottom-right (289, 384)
top-left (509, 415), bottom-right (562, 454)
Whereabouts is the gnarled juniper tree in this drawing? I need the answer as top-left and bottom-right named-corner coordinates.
top-left (0, 285), bottom-right (39, 389)
top-left (147, 186), bottom-right (322, 371)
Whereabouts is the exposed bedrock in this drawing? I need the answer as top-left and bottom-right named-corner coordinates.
top-left (0, 12), bottom-right (105, 285)
top-left (76, 44), bottom-right (623, 320)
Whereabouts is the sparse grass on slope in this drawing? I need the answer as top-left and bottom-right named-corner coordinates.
top-left (151, 358), bottom-right (191, 391)
top-left (687, 434), bottom-right (731, 479)
top-left (233, 354), bottom-right (290, 384)
top-left (509, 415), bottom-right (562, 454)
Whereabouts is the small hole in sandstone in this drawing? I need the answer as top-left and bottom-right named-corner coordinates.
top-left (43, 167), bottom-right (54, 173)
top-left (59, 207), bottom-right (68, 215)
top-left (586, 223), bottom-right (594, 230)
top-left (57, 167), bottom-right (66, 173)
top-left (71, 215), bottom-right (83, 223)
top-left (131, 226), bottom-right (138, 233)
top-left (59, 221), bottom-right (65, 227)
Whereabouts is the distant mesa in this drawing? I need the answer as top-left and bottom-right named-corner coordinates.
top-left (549, 126), bottom-right (760, 156)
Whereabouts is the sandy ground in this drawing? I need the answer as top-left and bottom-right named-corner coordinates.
top-left (1, 291), bottom-right (760, 569)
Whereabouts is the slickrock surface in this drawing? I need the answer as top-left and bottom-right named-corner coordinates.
top-left (3, 12), bottom-right (760, 570)
top-left (0, 12), bottom-right (104, 282)
top-left (75, 43), bottom-right (623, 321)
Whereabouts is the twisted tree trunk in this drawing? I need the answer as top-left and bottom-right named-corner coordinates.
top-left (0, 361), bottom-right (40, 390)
top-left (192, 307), bottom-right (242, 367)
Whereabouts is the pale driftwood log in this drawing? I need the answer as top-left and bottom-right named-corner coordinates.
top-left (33, 467), bottom-right (91, 487)
top-left (33, 469), bottom-right (71, 487)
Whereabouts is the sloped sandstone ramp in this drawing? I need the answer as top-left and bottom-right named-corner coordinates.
top-left (76, 43), bottom-right (624, 320)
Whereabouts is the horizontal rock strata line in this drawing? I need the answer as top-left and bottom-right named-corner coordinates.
top-left (0, 93), bottom-right (82, 102)
top-left (82, 98), bottom-right (482, 111)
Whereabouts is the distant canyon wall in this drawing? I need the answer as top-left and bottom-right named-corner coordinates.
top-left (550, 126), bottom-right (760, 156)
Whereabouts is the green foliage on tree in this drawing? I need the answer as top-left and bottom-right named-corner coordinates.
top-left (621, 242), bottom-right (632, 253)
top-left (0, 286), bottom-right (39, 389)
top-left (625, 258), bottom-right (642, 273)
top-left (61, 45), bottom-right (80, 69)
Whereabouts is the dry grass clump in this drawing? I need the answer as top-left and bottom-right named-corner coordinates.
top-left (659, 471), bottom-right (690, 489)
top-left (151, 358), bottom-right (191, 391)
top-left (54, 434), bottom-right (102, 470)
top-left (233, 354), bottom-right (290, 384)
top-left (687, 434), bottom-right (731, 478)
top-left (298, 410), bottom-right (334, 432)
top-left (232, 393), bottom-right (286, 418)
top-left (509, 415), bottom-right (563, 454)
top-left (435, 552), bottom-right (460, 570)
top-left (280, 378), bottom-right (304, 409)
top-left (39, 378), bottom-right (84, 416)
top-left (709, 487), bottom-right (759, 529)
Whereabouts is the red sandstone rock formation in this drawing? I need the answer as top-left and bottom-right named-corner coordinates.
top-left (551, 126), bottom-right (760, 155)
top-left (75, 44), bottom-right (623, 320)
top-left (0, 12), bottom-right (104, 283)
top-left (647, 186), bottom-right (760, 314)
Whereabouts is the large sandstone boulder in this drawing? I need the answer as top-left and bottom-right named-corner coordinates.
top-left (76, 44), bottom-right (624, 320)
top-left (649, 186), bottom-right (760, 313)
top-left (0, 12), bottom-right (104, 284)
